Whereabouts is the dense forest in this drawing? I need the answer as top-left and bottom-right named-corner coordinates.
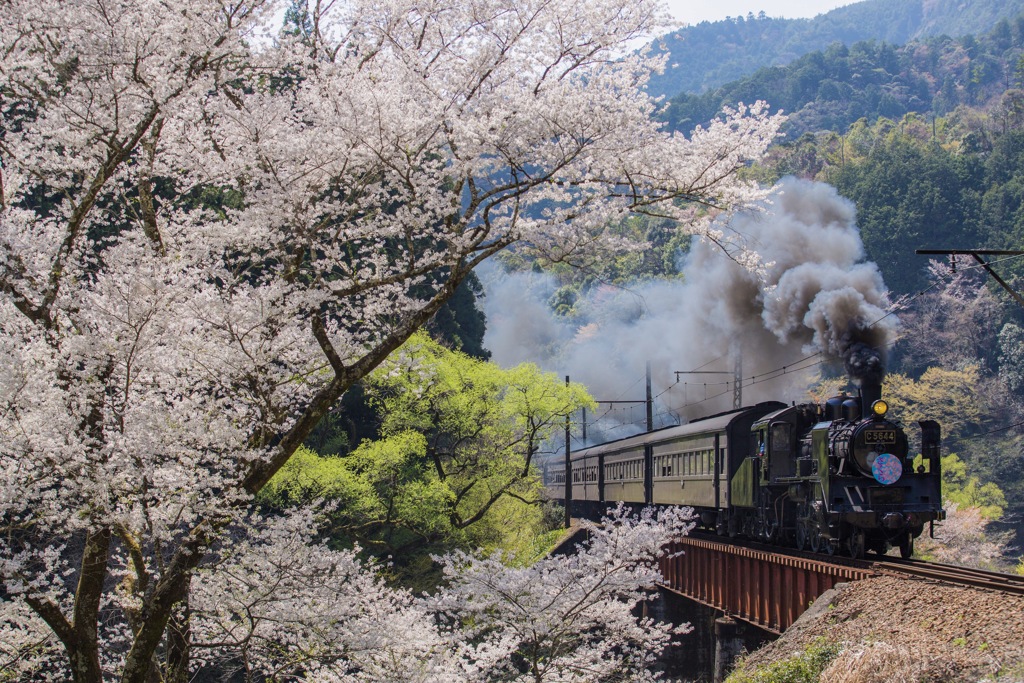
top-left (663, 16), bottom-right (1024, 138)
top-left (646, 0), bottom-right (1024, 97)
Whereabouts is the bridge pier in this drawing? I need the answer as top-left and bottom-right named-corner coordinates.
top-left (649, 587), bottom-right (774, 681)
top-left (714, 616), bottom-right (744, 683)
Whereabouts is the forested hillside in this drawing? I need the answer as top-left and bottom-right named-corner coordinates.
top-left (664, 16), bottom-right (1024, 138)
top-left (647, 0), bottom-right (1024, 97)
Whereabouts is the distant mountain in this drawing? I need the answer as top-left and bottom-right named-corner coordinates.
top-left (647, 0), bottom-right (1024, 99)
top-left (662, 15), bottom-right (1024, 139)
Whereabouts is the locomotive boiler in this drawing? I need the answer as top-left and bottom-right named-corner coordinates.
top-left (546, 376), bottom-right (944, 559)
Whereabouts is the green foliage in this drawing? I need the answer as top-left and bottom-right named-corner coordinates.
top-left (884, 366), bottom-right (985, 439)
top-left (726, 637), bottom-right (841, 683)
top-left (262, 332), bottom-right (594, 582)
top-left (832, 130), bottom-right (983, 294)
top-left (940, 453), bottom-right (1008, 519)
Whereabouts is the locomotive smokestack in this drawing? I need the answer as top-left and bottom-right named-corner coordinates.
top-left (843, 338), bottom-right (885, 418)
top-left (859, 376), bottom-right (883, 417)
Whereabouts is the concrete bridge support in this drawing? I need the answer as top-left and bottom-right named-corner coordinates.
top-left (713, 617), bottom-right (743, 683)
top-left (648, 587), bottom-right (774, 681)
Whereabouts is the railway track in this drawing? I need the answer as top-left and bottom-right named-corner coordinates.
top-left (688, 529), bottom-right (1024, 597)
top-left (868, 556), bottom-right (1024, 596)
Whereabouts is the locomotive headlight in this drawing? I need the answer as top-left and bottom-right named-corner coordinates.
top-left (871, 399), bottom-right (889, 417)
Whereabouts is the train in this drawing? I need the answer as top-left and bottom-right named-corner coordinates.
top-left (544, 376), bottom-right (945, 559)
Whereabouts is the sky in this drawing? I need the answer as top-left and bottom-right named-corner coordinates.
top-left (664, 0), bottom-right (858, 25)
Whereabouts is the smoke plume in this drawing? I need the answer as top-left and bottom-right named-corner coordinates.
top-left (481, 178), bottom-right (896, 439)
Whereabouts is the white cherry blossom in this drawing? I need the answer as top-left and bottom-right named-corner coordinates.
top-left (0, 0), bottom-right (781, 679)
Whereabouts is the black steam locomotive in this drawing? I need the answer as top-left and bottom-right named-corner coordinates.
top-left (545, 379), bottom-right (944, 559)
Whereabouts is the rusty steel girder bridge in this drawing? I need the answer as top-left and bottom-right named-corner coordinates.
top-left (659, 535), bottom-right (874, 634)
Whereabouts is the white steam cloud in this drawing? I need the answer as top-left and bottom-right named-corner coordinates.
top-left (480, 178), bottom-right (897, 441)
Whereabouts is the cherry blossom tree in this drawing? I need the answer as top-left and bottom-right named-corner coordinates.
top-left (189, 504), bottom-right (694, 682)
top-left (0, 504), bottom-right (694, 681)
top-left (188, 507), bottom-right (458, 683)
top-left (915, 502), bottom-right (1010, 570)
top-left (427, 504), bottom-right (695, 683)
top-left (0, 0), bottom-right (782, 680)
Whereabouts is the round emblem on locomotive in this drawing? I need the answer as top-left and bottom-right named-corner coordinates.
top-left (871, 452), bottom-right (903, 485)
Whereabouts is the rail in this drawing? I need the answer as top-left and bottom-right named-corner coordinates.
top-left (868, 556), bottom-right (1024, 596)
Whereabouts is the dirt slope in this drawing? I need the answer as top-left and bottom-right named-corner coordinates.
top-left (732, 575), bottom-right (1024, 682)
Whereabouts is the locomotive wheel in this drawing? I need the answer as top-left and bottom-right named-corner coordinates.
top-left (899, 534), bottom-right (914, 559)
top-left (743, 515), bottom-right (756, 539)
top-left (846, 530), bottom-right (866, 559)
top-left (821, 536), bottom-right (837, 556)
top-left (809, 528), bottom-right (821, 553)
top-left (795, 520), bottom-right (808, 551)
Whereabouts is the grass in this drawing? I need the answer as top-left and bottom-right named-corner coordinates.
top-left (819, 641), bottom-right (926, 682)
top-left (726, 637), bottom-right (841, 683)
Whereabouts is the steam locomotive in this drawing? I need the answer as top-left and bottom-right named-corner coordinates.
top-left (545, 378), bottom-right (944, 559)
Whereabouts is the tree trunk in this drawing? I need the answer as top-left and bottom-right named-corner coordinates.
top-left (164, 584), bottom-right (192, 683)
top-left (66, 528), bottom-right (113, 683)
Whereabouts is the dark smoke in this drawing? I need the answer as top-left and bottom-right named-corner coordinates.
top-left (842, 335), bottom-right (886, 385)
top-left (481, 178), bottom-right (898, 435)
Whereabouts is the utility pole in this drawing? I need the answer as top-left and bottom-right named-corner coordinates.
top-left (732, 342), bottom-right (742, 409)
top-left (591, 363), bottom-right (657, 432)
top-left (674, 369), bottom-right (743, 408)
top-left (675, 346), bottom-right (743, 409)
top-left (646, 361), bottom-right (654, 432)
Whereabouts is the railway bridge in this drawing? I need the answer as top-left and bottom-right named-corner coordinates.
top-left (555, 523), bottom-right (1024, 680)
top-left (650, 533), bottom-right (875, 681)
top-left (660, 534), bottom-right (874, 634)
